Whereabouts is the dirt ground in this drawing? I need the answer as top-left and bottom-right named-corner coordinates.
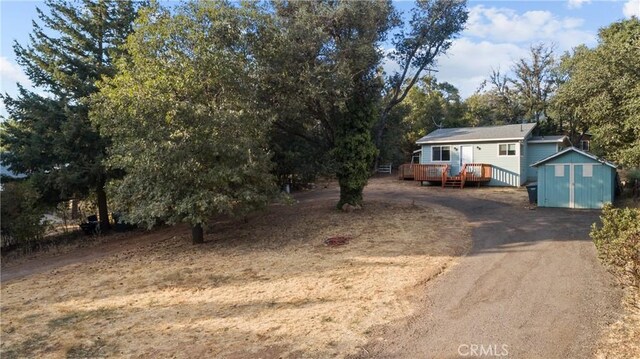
top-left (1, 176), bottom-right (629, 358)
top-left (0, 183), bottom-right (470, 358)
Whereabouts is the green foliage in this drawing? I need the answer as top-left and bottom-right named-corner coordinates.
top-left (0, 181), bottom-right (48, 246)
top-left (253, 1), bottom-right (468, 206)
top-left (92, 2), bottom-right (276, 235)
top-left (511, 43), bottom-right (557, 125)
top-left (475, 69), bottom-right (525, 125)
top-left (377, 103), bottom-right (411, 165)
top-left (591, 204), bottom-right (640, 287)
top-left (461, 92), bottom-right (497, 126)
top-left (554, 19), bottom-right (640, 166)
top-left (258, 1), bottom-right (397, 207)
top-left (474, 44), bottom-right (558, 129)
top-left (1, 0), bottom-right (140, 230)
top-left (386, 76), bottom-right (466, 162)
top-left (548, 46), bottom-right (591, 145)
top-left (375, 0), bottom-right (469, 161)
top-left (626, 168), bottom-right (640, 184)
top-left (334, 83), bottom-right (381, 208)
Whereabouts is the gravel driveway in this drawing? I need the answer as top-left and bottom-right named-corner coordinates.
top-left (352, 178), bottom-right (621, 358)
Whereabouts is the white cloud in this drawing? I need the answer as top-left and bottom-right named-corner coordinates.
top-left (436, 39), bottom-right (528, 98)
top-left (0, 56), bottom-right (30, 87)
top-left (421, 5), bottom-right (598, 98)
top-left (623, 0), bottom-right (640, 18)
top-left (0, 56), bottom-right (33, 119)
top-left (465, 5), bottom-right (595, 48)
top-left (567, 0), bottom-right (591, 9)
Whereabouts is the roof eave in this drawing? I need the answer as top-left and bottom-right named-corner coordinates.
top-left (528, 136), bottom-right (568, 144)
top-left (530, 147), bottom-right (618, 168)
top-left (417, 137), bottom-right (528, 145)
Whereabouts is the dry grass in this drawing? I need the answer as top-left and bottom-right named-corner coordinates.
top-left (596, 290), bottom-right (640, 359)
top-left (1, 199), bottom-right (470, 358)
top-left (595, 193), bottom-right (640, 358)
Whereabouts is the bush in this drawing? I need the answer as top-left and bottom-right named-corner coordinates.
top-left (1, 181), bottom-right (48, 248)
top-left (626, 168), bottom-right (640, 183)
top-left (591, 204), bottom-right (640, 288)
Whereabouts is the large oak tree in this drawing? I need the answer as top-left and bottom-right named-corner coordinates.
top-left (91, 2), bottom-right (276, 243)
top-left (553, 18), bottom-right (640, 166)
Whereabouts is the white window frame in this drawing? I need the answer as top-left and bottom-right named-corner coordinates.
top-left (497, 143), bottom-right (517, 157)
top-left (431, 145), bottom-right (451, 162)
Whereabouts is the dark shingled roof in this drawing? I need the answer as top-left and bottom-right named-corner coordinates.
top-left (416, 123), bottom-right (537, 144)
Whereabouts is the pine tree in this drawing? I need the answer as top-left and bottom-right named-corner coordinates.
top-left (1, 0), bottom-right (140, 231)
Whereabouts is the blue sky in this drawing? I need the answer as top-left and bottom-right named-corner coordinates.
top-left (1, 0), bottom-right (639, 118)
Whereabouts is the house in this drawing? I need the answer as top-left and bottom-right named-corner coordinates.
top-left (525, 135), bottom-right (567, 182)
top-left (530, 147), bottom-right (617, 209)
top-left (414, 123), bottom-right (567, 187)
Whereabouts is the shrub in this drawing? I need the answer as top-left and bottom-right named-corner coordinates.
top-left (591, 204), bottom-right (640, 288)
top-left (626, 168), bottom-right (640, 184)
top-left (0, 181), bottom-right (48, 248)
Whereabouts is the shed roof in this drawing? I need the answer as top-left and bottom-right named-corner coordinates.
top-left (529, 147), bottom-right (617, 168)
top-left (416, 123), bottom-right (537, 144)
top-left (528, 135), bottom-right (567, 143)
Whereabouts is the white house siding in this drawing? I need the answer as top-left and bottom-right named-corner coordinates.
top-left (421, 142), bottom-right (522, 186)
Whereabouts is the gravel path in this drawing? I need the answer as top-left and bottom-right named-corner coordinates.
top-left (352, 178), bottom-right (621, 358)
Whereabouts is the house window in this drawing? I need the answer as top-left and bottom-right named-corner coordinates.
top-left (583, 164), bottom-right (593, 177)
top-left (580, 140), bottom-right (590, 151)
top-left (432, 146), bottom-right (451, 162)
top-left (498, 143), bottom-right (517, 156)
top-left (555, 165), bottom-right (564, 177)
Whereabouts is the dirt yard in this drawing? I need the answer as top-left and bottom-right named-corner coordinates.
top-left (1, 193), bottom-right (471, 358)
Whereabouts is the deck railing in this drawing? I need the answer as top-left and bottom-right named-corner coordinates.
top-left (412, 164), bottom-right (450, 182)
top-left (461, 163), bottom-right (492, 188)
top-left (400, 163), bottom-right (492, 188)
top-left (397, 163), bottom-right (414, 180)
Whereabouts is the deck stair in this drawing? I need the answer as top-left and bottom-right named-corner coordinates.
top-left (443, 176), bottom-right (462, 188)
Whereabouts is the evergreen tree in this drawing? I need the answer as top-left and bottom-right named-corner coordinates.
top-left (1, 0), bottom-right (140, 231)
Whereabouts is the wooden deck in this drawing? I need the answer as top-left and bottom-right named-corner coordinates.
top-left (399, 163), bottom-right (492, 188)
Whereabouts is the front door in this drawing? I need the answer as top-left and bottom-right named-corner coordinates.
top-left (460, 146), bottom-right (473, 172)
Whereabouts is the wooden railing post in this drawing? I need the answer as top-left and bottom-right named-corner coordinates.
top-left (441, 165), bottom-right (447, 188)
top-left (460, 164), bottom-right (466, 189)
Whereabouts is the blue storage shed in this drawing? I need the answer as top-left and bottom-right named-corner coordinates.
top-left (530, 147), bottom-right (617, 209)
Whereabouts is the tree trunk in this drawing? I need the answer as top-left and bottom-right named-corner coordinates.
top-left (96, 185), bottom-right (111, 232)
top-left (372, 112), bottom-right (389, 173)
top-left (70, 199), bottom-right (80, 219)
top-left (337, 180), bottom-right (364, 209)
top-left (192, 223), bottom-right (204, 244)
